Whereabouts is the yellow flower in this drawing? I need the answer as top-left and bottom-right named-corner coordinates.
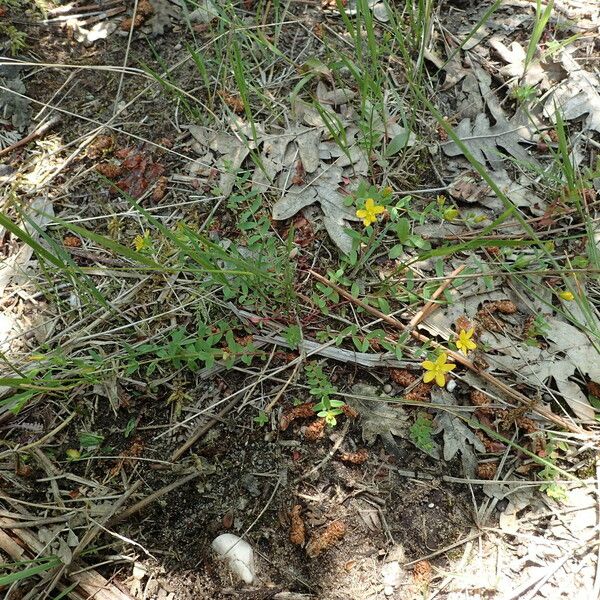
top-left (456, 328), bottom-right (477, 354)
top-left (133, 230), bottom-right (150, 251)
top-left (422, 353), bottom-right (456, 387)
top-left (559, 290), bottom-right (574, 301)
top-left (356, 198), bottom-right (385, 227)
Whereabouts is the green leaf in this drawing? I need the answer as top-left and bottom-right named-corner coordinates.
top-left (78, 432), bottom-right (104, 448)
top-left (385, 130), bottom-right (412, 156)
top-left (395, 217), bottom-right (410, 242)
top-left (0, 558), bottom-right (62, 586)
top-left (389, 244), bottom-right (404, 259)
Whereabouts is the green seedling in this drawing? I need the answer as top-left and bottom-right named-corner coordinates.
top-left (304, 362), bottom-right (346, 427)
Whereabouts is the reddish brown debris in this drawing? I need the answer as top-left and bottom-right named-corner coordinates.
top-left (95, 162), bottom-right (123, 178)
top-left (306, 520), bottom-right (346, 558)
top-left (86, 134), bottom-right (115, 159)
top-left (152, 175), bottom-right (168, 202)
top-left (222, 510), bottom-right (234, 529)
top-left (405, 382), bottom-right (432, 402)
top-left (455, 315), bottom-right (473, 333)
top-left (341, 404), bottom-right (359, 419)
top-left (289, 505), bottom-right (306, 546)
top-left (120, 0), bottom-right (153, 29)
top-left (291, 159), bottom-right (306, 186)
top-left (412, 560), bottom-right (433, 584)
top-left (516, 416), bottom-right (538, 433)
top-left (587, 380), bottom-right (600, 399)
top-left (390, 368), bottom-right (417, 387)
top-left (470, 389), bottom-right (491, 407)
top-left (218, 90), bottom-right (245, 114)
top-left (304, 418), bottom-right (326, 442)
top-left (108, 437), bottom-right (144, 478)
top-left (339, 448), bottom-right (369, 465)
top-left (494, 300), bottom-right (518, 314)
top-left (476, 462), bottom-right (498, 480)
top-left (279, 402), bottom-right (315, 431)
top-left (62, 235), bottom-right (81, 248)
top-left (476, 431), bottom-right (506, 454)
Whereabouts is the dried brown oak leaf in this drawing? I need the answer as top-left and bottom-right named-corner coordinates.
top-left (306, 520), bottom-right (346, 558)
top-left (289, 505), bottom-right (306, 546)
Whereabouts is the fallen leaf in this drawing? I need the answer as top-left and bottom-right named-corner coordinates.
top-left (441, 65), bottom-right (536, 171)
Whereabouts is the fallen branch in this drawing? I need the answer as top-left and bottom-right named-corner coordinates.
top-left (309, 270), bottom-right (587, 435)
top-left (0, 116), bottom-right (61, 158)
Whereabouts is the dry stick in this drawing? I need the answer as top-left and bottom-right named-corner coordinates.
top-left (406, 264), bottom-right (466, 331)
top-left (170, 395), bottom-right (243, 462)
top-left (0, 115), bottom-right (61, 158)
top-left (108, 471), bottom-right (201, 525)
top-left (309, 270), bottom-right (586, 435)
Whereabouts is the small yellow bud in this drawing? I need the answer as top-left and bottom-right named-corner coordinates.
top-left (559, 290), bottom-right (574, 301)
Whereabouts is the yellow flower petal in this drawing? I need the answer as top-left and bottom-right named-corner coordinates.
top-left (559, 290), bottom-right (574, 301)
top-left (356, 209), bottom-right (368, 219)
top-left (422, 360), bottom-right (435, 370)
top-left (423, 371), bottom-right (436, 383)
top-left (442, 362), bottom-right (456, 373)
top-left (436, 353), bottom-right (448, 365)
top-left (435, 373), bottom-right (446, 387)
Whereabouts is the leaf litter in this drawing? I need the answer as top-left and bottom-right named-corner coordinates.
top-left (187, 87), bottom-right (414, 253)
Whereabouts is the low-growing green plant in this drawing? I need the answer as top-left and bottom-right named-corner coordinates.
top-left (124, 322), bottom-right (259, 377)
top-left (538, 437), bottom-right (570, 501)
top-left (253, 411), bottom-right (269, 427)
top-left (304, 362), bottom-right (346, 427)
top-left (0, 23), bottom-right (27, 55)
top-left (409, 413), bottom-right (435, 454)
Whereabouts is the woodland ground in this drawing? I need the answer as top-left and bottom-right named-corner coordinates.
top-left (1, 0), bottom-right (600, 599)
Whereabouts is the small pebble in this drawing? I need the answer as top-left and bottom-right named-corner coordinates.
top-left (383, 384), bottom-right (393, 394)
top-left (446, 379), bottom-right (457, 392)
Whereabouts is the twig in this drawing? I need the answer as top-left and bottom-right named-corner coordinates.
top-left (406, 264), bottom-right (466, 330)
top-left (293, 420), bottom-right (350, 484)
top-left (70, 481), bottom-right (142, 564)
top-left (0, 116), bottom-right (61, 158)
top-left (41, 481), bottom-right (142, 598)
top-left (108, 471), bottom-right (201, 525)
top-left (309, 270), bottom-right (586, 434)
top-left (170, 396), bottom-right (243, 462)
top-left (0, 412), bottom-right (78, 460)
top-left (266, 359), bottom-right (302, 414)
top-left (253, 334), bottom-right (419, 370)
top-left (0, 516), bottom-right (133, 600)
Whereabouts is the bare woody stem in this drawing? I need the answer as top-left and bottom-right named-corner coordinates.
top-left (308, 269), bottom-right (586, 435)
